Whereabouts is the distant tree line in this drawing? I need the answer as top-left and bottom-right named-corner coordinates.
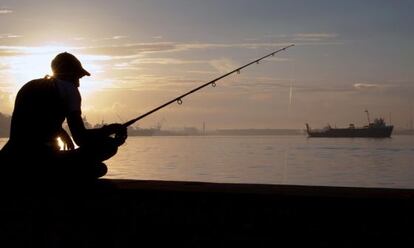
top-left (0, 112), bottom-right (11, 137)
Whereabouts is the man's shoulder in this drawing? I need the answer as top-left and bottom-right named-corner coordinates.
top-left (28, 76), bottom-right (55, 84)
top-left (21, 77), bottom-right (56, 90)
top-left (15, 77), bottom-right (59, 104)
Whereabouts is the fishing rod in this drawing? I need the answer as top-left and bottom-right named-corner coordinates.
top-left (123, 44), bottom-right (294, 127)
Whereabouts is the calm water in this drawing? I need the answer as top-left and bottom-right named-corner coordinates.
top-left (1, 135), bottom-right (414, 188)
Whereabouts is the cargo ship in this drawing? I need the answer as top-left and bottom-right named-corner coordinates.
top-left (306, 111), bottom-right (393, 138)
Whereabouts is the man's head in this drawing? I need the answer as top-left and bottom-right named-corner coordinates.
top-left (51, 52), bottom-right (90, 82)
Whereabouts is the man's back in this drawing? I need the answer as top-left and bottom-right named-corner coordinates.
top-left (9, 77), bottom-right (65, 150)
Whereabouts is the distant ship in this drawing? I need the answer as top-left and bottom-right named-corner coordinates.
top-left (306, 111), bottom-right (393, 138)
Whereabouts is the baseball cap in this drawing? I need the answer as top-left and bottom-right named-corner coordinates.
top-left (51, 52), bottom-right (91, 77)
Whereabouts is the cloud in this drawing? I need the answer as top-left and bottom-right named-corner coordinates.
top-left (112, 57), bottom-right (209, 72)
top-left (257, 33), bottom-right (341, 45)
top-left (0, 90), bottom-right (13, 114)
top-left (84, 42), bottom-right (293, 58)
top-left (293, 33), bottom-right (338, 42)
top-left (263, 34), bottom-right (289, 39)
top-left (0, 62), bottom-right (9, 71)
top-left (0, 49), bottom-right (27, 57)
top-left (0, 34), bottom-right (23, 39)
top-left (0, 45), bottom-right (68, 57)
top-left (295, 33), bottom-right (338, 38)
top-left (81, 42), bottom-right (178, 56)
top-left (177, 42), bottom-right (292, 51)
top-left (235, 81), bottom-right (290, 90)
top-left (72, 37), bottom-right (85, 41)
top-left (81, 101), bottom-right (129, 121)
top-left (292, 82), bottom-right (407, 94)
top-left (0, 62), bottom-right (7, 68)
top-left (110, 102), bottom-right (128, 111)
top-left (0, 9), bottom-right (12, 14)
top-left (209, 58), bottom-right (239, 73)
top-left (108, 74), bottom-right (207, 91)
top-left (295, 85), bottom-right (353, 93)
top-left (248, 93), bottom-right (273, 103)
top-left (131, 57), bottom-right (207, 65)
top-left (186, 70), bottom-right (216, 75)
top-left (266, 57), bottom-right (291, 62)
top-left (352, 82), bottom-right (414, 98)
top-left (0, 41), bottom-right (295, 60)
top-left (353, 83), bottom-right (381, 90)
top-left (105, 35), bottom-right (128, 40)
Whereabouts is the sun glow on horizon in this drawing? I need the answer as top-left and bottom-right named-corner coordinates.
top-left (7, 45), bottom-right (75, 89)
top-left (5, 44), bottom-right (109, 93)
top-left (0, 44), bottom-right (116, 116)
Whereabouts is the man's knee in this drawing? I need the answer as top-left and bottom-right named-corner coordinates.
top-left (100, 140), bottom-right (118, 161)
top-left (77, 137), bottom-right (119, 162)
top-left (94, 162), bottom-right (108, 178)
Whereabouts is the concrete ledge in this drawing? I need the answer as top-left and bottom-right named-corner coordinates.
top-left (1, 179), bottom-right (414, 247)
top-left (101, 179), bottom-right (414, 199)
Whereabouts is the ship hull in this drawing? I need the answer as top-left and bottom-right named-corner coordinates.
top-left (307, 126), bottom-right (393, 138)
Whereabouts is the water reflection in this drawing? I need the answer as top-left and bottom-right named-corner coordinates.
top-left (2, 136), bottom-right (414, 188)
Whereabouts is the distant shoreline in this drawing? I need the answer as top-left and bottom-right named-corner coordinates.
top-left (1, 130), bottom-right (413, 139)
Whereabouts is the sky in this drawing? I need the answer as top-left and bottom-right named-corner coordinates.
top-left (0, 0), bottom-right (413, 130)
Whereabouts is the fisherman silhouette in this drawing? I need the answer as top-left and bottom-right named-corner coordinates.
top-left (0, 52), bottom-right (127, 180)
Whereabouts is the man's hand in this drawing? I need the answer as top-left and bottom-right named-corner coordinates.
top-left (102, 123), bottom-right (125, 135)
top-left (114, 127), bottom-right (128, 146)
top-left (67, 112), bottom-right (127, 147)
top-left (102, 123), bottom-right (128, 146)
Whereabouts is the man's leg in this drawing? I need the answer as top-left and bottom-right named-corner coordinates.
top-left (54, 137), bottom-right (119, 179)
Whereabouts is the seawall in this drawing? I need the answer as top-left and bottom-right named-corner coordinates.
top-left (1, 179), bottom-right (414, 247)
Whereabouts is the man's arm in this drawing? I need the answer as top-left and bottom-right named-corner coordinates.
top-left (58, 128), bottom-right (75, 150)
top-left (67, 111), bottom-right (127, 147)
top-left (67, 111), bottom-right (96, 146)
top-left (57, 78), bottom-right (127, 147)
